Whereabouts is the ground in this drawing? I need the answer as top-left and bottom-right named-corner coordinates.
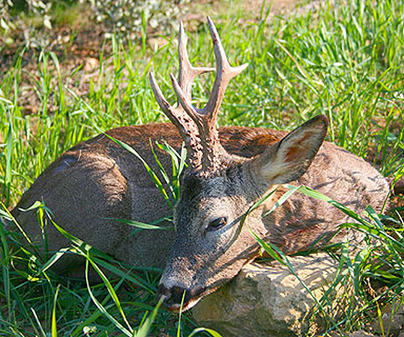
top-left (0, 0), bottom-right (313, 115)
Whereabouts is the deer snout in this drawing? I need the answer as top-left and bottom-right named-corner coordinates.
top-left (157, 283), bottom-right (200, 312)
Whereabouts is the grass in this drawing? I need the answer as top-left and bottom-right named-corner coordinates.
top-left (0, 0), bottom-right (403, 335)
top-left (253, 184), bottom-right (404, 335)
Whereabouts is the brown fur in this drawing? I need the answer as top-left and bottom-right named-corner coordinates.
top-left (11, 123), bottom-right (283, 272)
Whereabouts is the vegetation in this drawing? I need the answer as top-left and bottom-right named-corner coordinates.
top-left (0, 0), bottom-right (403, 335)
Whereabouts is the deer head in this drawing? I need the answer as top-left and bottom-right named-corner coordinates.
top-left (150, 17), bottom-right (328, 312)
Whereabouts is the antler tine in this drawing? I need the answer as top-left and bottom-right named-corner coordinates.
top-left (178, 22), bottom-right (214, 99)
top-left (203, 16), bottom-right (248, 122)
top-left (170, 17), bottom-right (248, 128)
top-left (150, 70), bottom-right (204, 167)
top-left (149, 71), bottom-right (171, 116)
top-left (170, 72), bottom-right (204, 131)
top-left (149, 71), bottom-right (183, 130)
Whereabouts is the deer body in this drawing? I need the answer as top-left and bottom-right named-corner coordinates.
top-left (10, 18), bottom-right (390, 312)
top-left (12, 123), bottom-right (388, 305)
top-left (11, 124), bottom-right (290, 270)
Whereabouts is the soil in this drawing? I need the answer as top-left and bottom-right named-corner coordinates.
top-left (0, 0), bottom-right (311, 114)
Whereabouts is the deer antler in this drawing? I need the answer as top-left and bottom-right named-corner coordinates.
top-left (150, 22), bottom-right (214, 169)
top-left (150, 17), bottom-right (248, 176)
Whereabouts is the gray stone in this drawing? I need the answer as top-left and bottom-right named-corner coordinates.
top-left (348, 331), bottom-right (376, 337)
top-left (192, 253), bottom-right (343, 337)
top-left (369, 302), bottom-right (404, 336)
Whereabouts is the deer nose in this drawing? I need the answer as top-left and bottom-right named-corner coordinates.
top-left (157, 284), bottom-right (189, 312)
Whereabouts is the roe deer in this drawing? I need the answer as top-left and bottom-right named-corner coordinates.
top-left (10, 18), bottom-right (389, 312)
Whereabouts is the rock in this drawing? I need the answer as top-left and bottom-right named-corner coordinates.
top-left (192, 253), bottom-right (345, 337)
top-left (370, 302), bottom-right (404, 336)
top-left (327, 330), bottom-right (376, 337)
top-left (83, 58), bottom-right (99, 72)
top-left (348, 331), bottom-right (376, 337)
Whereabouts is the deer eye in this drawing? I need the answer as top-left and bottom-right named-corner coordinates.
top-left (207, 217), bottom-right (227, 231)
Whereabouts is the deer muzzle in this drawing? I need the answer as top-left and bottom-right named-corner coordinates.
top-left (157, 283), bottom-right (204, 312)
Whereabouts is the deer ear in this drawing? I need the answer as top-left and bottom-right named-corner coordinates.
top-left (251, 115), bottom-right (329, 185)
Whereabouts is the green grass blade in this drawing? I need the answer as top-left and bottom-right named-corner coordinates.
top-left (51, 284), bottom-right (60, 337)
top-left (114, 218), bottom-right (173, 231)
top-left (86, 255), bottom-right (133, 334)
top-left (135, 297), bottom-right (163, 337)
top-left (84, 256), bottom-right (132, 336)
top-left (188, 327), bottom-right (223, 337)
top-left (31, 308), bottom-right (47, 337)
top-left (109, 137), bottom-right (170, 203)
top-left (4, 123), bottom-right (12, 208)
